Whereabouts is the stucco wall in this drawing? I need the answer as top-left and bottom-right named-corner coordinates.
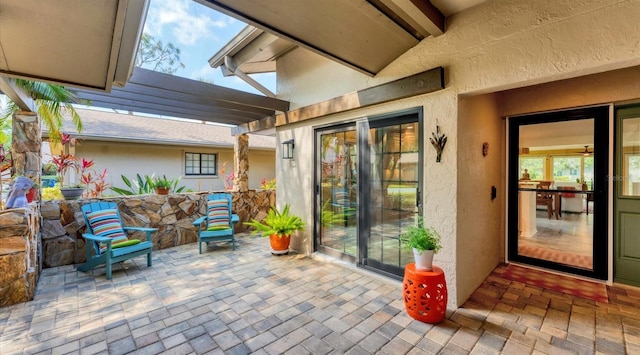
top-left (457, 94), bottom-right (505, 304)
top-left (74, 141), bottom-right (275, 192)
top-left (277, 0), bottom-right (640, 306)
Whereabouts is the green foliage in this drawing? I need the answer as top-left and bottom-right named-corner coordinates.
top-left (136, 33), bottom-right (185, 74)
top-left (42, 162), bottom-right (57, 176)
top-left (110, 174), bottom-right (186, 195)
top-left (42, 187), bottom-right (63, 201)
top-left (320, 199), bottom-right (351, 227)
top-left (400, 217), bottom-right (442, 253)
top-left (260, 178), bottom-right (276, 189)
top-left (110, 174), bottom-right (155, 195)
top-left (1, 79), bottom-right (85, 141)
top-left (152, 175), bottom-right (186, 192)
top-left (244, 204), bottom-right (304, 238)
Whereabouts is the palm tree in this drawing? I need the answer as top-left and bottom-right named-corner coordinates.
top-left (0, 79), bottom-right (83, 142)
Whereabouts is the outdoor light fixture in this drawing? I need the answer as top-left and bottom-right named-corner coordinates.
top-left (282, 139), bottom-right (295, 160)
top-left (582, 145), bottom-right (592, 156)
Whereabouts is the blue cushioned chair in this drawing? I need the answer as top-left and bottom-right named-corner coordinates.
top-left (78, 201), bottom-right (157, 280)
top-left (193, 193), bottom-right (239, 254)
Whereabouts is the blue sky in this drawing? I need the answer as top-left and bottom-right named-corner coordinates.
top-left (142, 0), bottom-right (276, 95)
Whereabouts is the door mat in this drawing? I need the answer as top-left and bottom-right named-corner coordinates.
top-left (518, 245), bottom-right (593, 270)
top-left (501, 264), bottom-right (608, 303)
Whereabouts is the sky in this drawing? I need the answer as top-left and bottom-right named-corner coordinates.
top-left (142, 0), bottom-right (276, 95)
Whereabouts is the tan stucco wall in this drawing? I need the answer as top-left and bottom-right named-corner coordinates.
top-left (74, 141), bottom-right (275, 192)
top-left (457, 94), bottom-right (505, 304)
top-left (277, 0), bottom-right (640, 306)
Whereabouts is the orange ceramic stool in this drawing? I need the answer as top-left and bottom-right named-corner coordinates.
top-left (402, 263), bottom-right (447, 323)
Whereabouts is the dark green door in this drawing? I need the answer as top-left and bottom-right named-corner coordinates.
top-left (614, 106), bottom-right (640, 286)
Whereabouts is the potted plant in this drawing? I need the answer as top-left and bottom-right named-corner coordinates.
top-left (244, 204), bottom-right (304, 255)
top-left (152, 175), bottom-right (185, 195)
top-left (153, 175), bottom-right (173, 195)
top-left (50, 133), bottom-right (102, 200)
top-left (401, 217), bottom-right (442, 271)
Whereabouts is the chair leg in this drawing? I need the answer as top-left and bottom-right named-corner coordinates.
top-left (106, 262), bottom-right (112, 280)
top-left (199, 241), bottom-right (202, 254)
top-left (147, 252), bottom-right (152, 267)
top-left (547, 203), bottom-right (552, 219)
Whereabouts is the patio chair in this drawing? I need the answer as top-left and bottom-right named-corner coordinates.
top-left (78, 201), bottom-right (156, 280)
top-left (193, 193), bottom-right (239, 254)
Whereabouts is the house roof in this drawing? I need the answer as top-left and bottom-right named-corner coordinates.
top-left (58, 108), bottom-right (276, 150)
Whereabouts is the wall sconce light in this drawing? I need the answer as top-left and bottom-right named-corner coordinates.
top-left (282, 139), bottom-right (295, 160)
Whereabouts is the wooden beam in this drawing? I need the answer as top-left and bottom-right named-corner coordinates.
top-left (0, 77), bottom-right (35, 112)
top-left (76, 90), bottom-right (267, 120)
top-left (78, 100), bottom-right (256, 125)
top-left (129, 67), bottom-right (290, 111)
top-left (234, 67), bottom-right (444, 135)
top-left (113, 83), bottom-right (275, 116)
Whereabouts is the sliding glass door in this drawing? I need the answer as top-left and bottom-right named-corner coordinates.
top-left (315, 110), bottom-right (422, 278)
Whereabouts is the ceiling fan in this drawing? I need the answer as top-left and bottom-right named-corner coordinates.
top-left (582, 145), bottom-right (592, 156)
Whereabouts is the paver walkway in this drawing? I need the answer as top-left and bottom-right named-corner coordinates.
top-left (1, 234), bottom-right (639, 354)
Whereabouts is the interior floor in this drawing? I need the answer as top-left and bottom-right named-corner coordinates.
top-left (518, 202), bottom-right (594, 270)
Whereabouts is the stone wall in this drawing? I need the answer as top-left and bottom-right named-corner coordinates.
top-left (0, 206), bottom-right (41, 307)
top-left (41, 190), bottom-right (275, 268)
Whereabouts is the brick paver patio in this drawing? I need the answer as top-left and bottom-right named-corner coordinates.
top-left (1, 234), bottom-right (639, 354)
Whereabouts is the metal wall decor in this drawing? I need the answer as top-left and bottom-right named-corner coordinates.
top-left (430, 125), bottom-right (447, 163)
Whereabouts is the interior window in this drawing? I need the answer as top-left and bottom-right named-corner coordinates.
top-left (519, 157), bottom-right (544, 180)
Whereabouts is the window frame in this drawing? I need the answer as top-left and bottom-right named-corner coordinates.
top-left (185, 152), bottom-right (218, 176)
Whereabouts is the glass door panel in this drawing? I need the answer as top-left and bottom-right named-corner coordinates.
top-left (362, 121), bottom-right (419, 276)
top-left (509, 107), bottom-right (609, 279)
top-left (318, 129), bottom-right (358, 259)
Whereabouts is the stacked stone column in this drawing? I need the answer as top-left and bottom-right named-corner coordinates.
top-left (0, 112), bottom-right (42, 306)
top-left (234, 134), bottom-right (249, 192)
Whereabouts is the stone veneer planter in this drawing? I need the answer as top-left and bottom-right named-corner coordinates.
top-left (40, 190), bottom-right (275, 269)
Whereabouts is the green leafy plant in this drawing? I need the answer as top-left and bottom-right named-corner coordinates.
top-left (400, 217), bottom-right (442, 253)
top-left (244, 204), bottom-right (304, 238)
top-left (153, 175), bottom-right (186, 192)
top-left (110, 174), bottom-right (155, 195)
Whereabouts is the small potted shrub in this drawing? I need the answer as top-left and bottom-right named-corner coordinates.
top-left (401, 217), bottom-right (442, 271)
top-left (244, 204), bottom-right (304, 255)
top-left (153, 175), bottom-right (173, 195)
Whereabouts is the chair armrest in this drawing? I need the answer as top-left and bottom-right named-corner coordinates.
top-left (82, 233), bottom-right (111, 243)
top-left (193, 216), bottom-right (206, 226)
top-left (231, 214), bottom-right (239, 225)
top-left (123, 227), bottom-right (158, 233)
top-left (123, 227), bottom-right (158, 242)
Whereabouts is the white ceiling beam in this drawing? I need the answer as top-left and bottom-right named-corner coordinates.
top-left (223, 57), bottom-right (276, 98)
top-left (0, 77), bottom-right (35, 112)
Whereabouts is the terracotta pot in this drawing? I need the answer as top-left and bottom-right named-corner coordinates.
top-left (269, 234), bottom-right (291, 255)
top-left (156, 187), bottom-right (170, 195)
